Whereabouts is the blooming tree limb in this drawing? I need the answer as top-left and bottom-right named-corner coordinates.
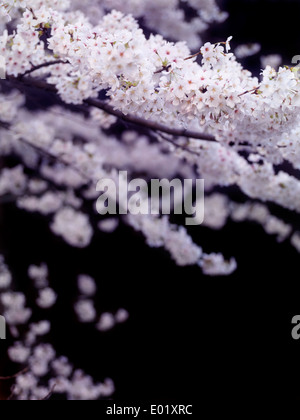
top-left (0, 0), bottom-right (300, 401)
top-left (7, 74), bottom-right (217, 142)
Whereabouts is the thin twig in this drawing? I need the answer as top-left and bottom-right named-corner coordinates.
top-left (0, 120), bottom-right (91, 183)
top-left (6, 385), bottom-right (17, 401)
top-left (152, 51), bottom-right (201, 74)
top-left (184, 51), bottom-right (202, 61)
top-left (238, 87), bottom-right (259, 97)
top-left (156, 132), bottom-right (202, 157)
top-left (0, 367), bottom-right (29, 381)
top-left (21, 60), bottom-right (67, 77)
top-left (41, 384), bottom-right (56, 401)
top-left (154, 65), bottom-right (171, 74)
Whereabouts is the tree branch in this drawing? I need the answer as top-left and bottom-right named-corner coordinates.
top-left (21, 60), bottom-right (67, 77)
top-left (41, 384), bottom-right (56, 400)
top-left (0, 120), bottom-right (91, 183)
top-left (0, 367), bottom-right (29, 381)
top-left (6, 75), bottom-right (217, 143)
top-left (86, 97), bottom-right (216, 142)
top-left (155, 132), bottom-right (202, 157)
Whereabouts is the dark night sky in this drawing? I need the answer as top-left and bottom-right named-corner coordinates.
top-left (1, 0), bottom-right (300, 402)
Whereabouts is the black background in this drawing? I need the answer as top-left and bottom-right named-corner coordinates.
top-left (1, 0), bottom-right (300, 402)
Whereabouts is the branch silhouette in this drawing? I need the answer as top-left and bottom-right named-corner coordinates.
top-left (0, 367), bottom-right (29, 381)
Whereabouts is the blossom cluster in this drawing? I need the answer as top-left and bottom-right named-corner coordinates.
top-left (1, 0), bottom-right (226, 49)
top-left (0, 259), bottom-right (124, 400)
top-left (202, 193), bottom-right (300, 252)
top-left (1, 4), bottom-right (300, 229)
top-left (2, 3), bottom-right (300, 158)
top-left (0, 98), bottom-right (234, 272)
top-left (74, 273), bottom-right (129, 329)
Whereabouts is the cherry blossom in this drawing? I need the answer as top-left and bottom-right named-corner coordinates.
top-left (1, 0), bottom-right (300, 401)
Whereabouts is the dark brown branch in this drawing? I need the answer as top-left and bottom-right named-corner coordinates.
top-left (154, 65), bottom-right (171, 74)
top-left (6, 75), bottom-right (217, 143)
top-left (154, 50), bottom-right (201, 74)
top-left (184, 51), bottom-right (202, 61)
top-left (86, 98), bottom-right (216, 142)
top-left (21, 60), bottom-right (67, 77)
top-left (238, 87), bottom-right (260, 97)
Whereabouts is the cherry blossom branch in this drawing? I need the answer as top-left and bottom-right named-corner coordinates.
top-left (155, 132), bottom-right (202, 157)
top-left (154, 42), bottom-right (226, 74)
top-left (41, 384), bottom-right (56, 400)
top-left (20, 136), bottom-right (91, 182)
top-left (238, 87), bottom-right (260, 97)
top-left (6, 75), bottom-right (217, 143)
top-left (0, 120), bottom-right (91, 183)
top-left (154, 50), bottom-right (202, 74)
top-left (184, 51), bottom-right (202, 61)
top-left (154, 65), bottom-right (171, 74)
top-left (0, 367), bottom-right (29, 380)
top-left (21, 60), bottom-right (67, 77)
top-left (6, 385), bottom-right (17, 401)
top-left (86, 97), bottom-right (216, 142)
